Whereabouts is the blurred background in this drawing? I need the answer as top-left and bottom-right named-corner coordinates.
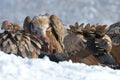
top-left (0, 0), bottom-right (120, 26)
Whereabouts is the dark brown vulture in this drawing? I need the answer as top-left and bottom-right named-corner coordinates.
top-left (24, 14), bottom-right (69, 62)
top-left (0, 20), bottom-right (42, 58)
top-left (27, 14), bottom-right (118, 68)
top-left (66, 22), bottom-right (119, 68)
top-left (93, 24), bottom-right (118, 69)
top-left (106, 22), bottom-right (120, 68)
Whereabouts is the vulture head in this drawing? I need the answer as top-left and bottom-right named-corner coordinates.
top-left (30, 14), bottom-right (51, 43)
top-left (1, 20), bottom-right (22, 31)
top-left (1, 20), bottom-right (13, 31)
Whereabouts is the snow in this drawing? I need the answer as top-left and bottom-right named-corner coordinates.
top-left (0, 51), bottom-right (120, 80)
top-left (0, 0), bottom-right (120, 80)
top-left (0, 0), bottom-right (120, 26)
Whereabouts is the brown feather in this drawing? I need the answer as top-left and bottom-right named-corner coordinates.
top-left (50, 15), bottom-right (67, 49)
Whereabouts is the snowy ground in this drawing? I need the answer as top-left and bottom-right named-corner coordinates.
top-left (0, 51), bottom-right (120, 80)
top-left (0, 0), bottom-right (120, 80)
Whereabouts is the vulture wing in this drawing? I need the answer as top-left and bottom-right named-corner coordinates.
top-left (49, 15), bottom-right (67, 49)
top-left (106, 22), bottom-right (120, 45)
top-left (0, 31), bottom-right (42, 58)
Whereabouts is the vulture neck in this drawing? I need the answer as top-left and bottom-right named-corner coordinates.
top-left (41, 29), bottom-right (50, 43)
